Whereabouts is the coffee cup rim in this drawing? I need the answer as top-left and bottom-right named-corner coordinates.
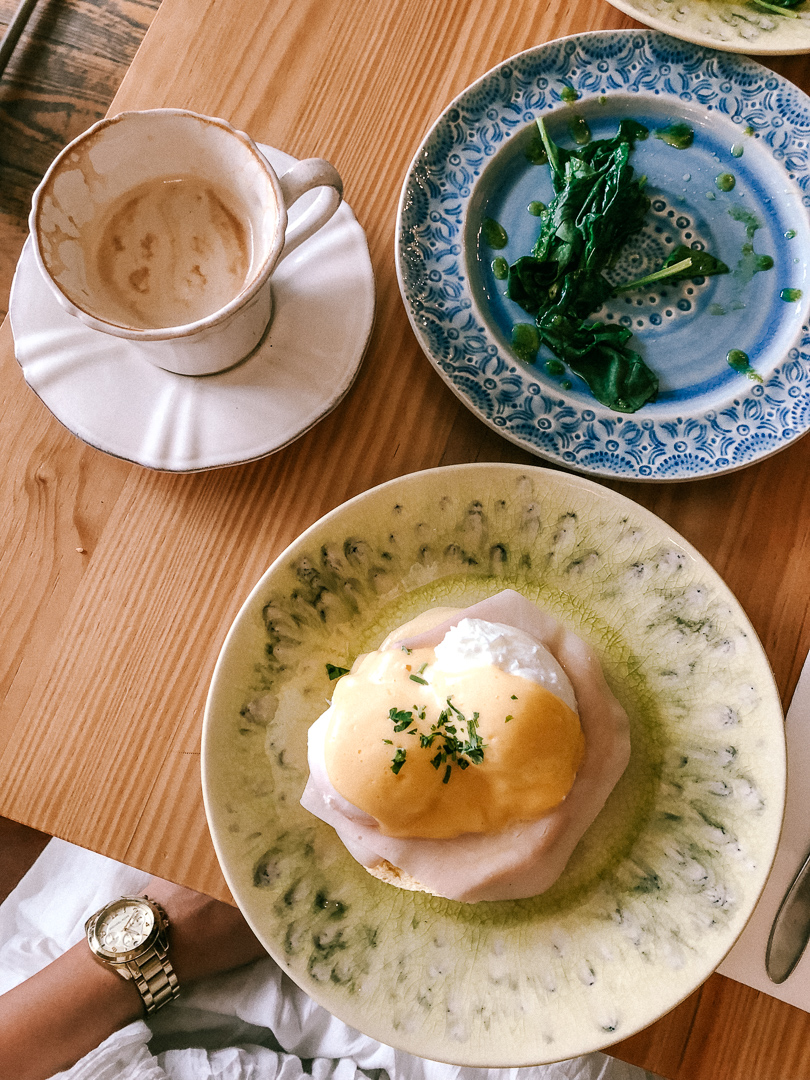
top-left (29, 108), bottom-right (287, 341)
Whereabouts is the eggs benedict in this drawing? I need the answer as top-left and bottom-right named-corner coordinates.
top-left (300, 589), bottom-right (630, 902)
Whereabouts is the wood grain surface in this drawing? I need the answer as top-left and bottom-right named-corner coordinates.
top-left (0, 0), bottom-right (160, 317)
top-left (1, 0), bottom-right (809, 1076)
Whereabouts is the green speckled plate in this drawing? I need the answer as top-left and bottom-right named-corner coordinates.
top-left (202, 464), bottom-right (785, 1066)
top-left (606, 0), bottom-right (810, 54)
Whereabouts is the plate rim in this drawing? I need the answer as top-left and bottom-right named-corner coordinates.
top-left (202, 460), bottom-right (787, 1066)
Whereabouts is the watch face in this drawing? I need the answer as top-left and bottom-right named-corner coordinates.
top-left (96, 899), bottom-right (155, 956)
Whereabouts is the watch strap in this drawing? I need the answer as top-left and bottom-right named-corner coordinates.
top-left (125, 938), bottom-right (180, 1013)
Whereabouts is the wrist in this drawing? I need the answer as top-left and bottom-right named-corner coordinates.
top-left (85, 895), bottom-right (179, 1014)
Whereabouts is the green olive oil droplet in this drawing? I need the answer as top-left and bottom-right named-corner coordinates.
top-left (545, 358), bottom-right (566, 376)
top-left (785, 229), bottom-right (796, 239)
top-left (481, 218), bottom-right (508, 249)
top-left (560, 85), bottom-right (578, 103)
top-left (731, 143), bottom-right (744, 158)
top-left (512, 324), bottom-right (540, 364)
top-left (716, 173), bottom-right (736, 192)
top-left (781, 288), bottom-right (803, 302)
top-left (491, 256), bottom-right (509, 280)
top-left (727, 349), bottom-right (763, 382)
top-left (528, 201), bottom-right (546, 217)
top-left (756, 254), bottom-right (774, 272)
top-left (744, 125), bottom-right (755, 137)
top-left (560, 379), bottom-right (572, 390)
top-left (655, 122), bottom-right (694, 149)
top-left (524, 133), bottom-right (548, 165)
top-left (568, 114), bottom-right (591, 145)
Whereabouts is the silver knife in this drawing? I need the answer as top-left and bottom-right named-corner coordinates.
top-left (766, 846), bottom-right (810, 983)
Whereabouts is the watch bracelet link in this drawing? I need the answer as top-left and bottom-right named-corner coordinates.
top-left (125, 941), bottom-right (180, 1013)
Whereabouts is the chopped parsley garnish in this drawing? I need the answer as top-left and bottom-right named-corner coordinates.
top-left (326, 663), bottom-right (350, 680)
top-left (389, 707), bottom-right (417, 732)
top-left (409, 674), bottom-right (428, 684)
top-left (384, 698), bottom-right (487, 780)
top-left (505, 714), bottom-right (513, 723)
top-left (510, 694), bottom-right (517, 700)
top-left (391, 747), bottom-right (407, 774)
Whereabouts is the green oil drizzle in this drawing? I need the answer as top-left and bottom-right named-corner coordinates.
top-left (728, 206), bottom-right (774, 286)
top-left (545, 358), bottom-right (566, 376)
top-left (730, 206), bottom-right (761, 240)
top-left (491, 256), bottom-right (509, 280)
top-left (598, 95), bottom-right (607, 106)
top-left (655, 122), bottom-right (694, 149)
top-left (525, 132), bottom-right (548, 165)
top-left (716, 173), bottom-right (736, 192)
top-left (560, 85), bottom-right (578, 103)
top-left (710, 299), bottom-right (746, 316)
top-left (781, 288), bottom-right (803, 302)
top-left (512, 323), bottom-right (540, 363)
top-left (727, 349), bottom-right (762, 383)
top-left (527, 201), bottom-right (546, 216)
top-left (785, 229), bottom-right (797, 239)
top-left (568, 114), bottom-right (591, 145)
top-left (561, 379), bottom-right (572, 390)
top-left (744, 125), bottom-right (755, 137)
top-left (731, 143), bottom-right (744, 158)
top-left (482, 218), bottom-right (508, 249)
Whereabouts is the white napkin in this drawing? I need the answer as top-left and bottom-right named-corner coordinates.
top-left (0, 839), bottom-right (658, 1080)
top-left (717, 648), bottom-right (810, 1009)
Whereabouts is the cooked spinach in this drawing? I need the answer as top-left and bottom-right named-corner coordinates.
top-left (505, 119), bottom-right (728, 413)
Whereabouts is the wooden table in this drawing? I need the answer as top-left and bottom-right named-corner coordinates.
top-left (1, 0), bottom-right (809, 1075)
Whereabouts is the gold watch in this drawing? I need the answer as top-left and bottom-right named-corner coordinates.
top-left (85, 895), bottom-right (180, 1013)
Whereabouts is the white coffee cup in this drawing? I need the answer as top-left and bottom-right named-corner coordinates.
top-left (29, 109), bottom-right (343, 376)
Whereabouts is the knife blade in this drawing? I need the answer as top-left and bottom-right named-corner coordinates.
top-left (766, 846), bottom-right (810, 983)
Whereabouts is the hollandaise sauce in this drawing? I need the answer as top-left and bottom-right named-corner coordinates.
top-left (323, 645), bottom-right (585, 840)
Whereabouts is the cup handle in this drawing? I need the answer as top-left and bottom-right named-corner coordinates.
top-left (277, 158), bottom-right (343, 259)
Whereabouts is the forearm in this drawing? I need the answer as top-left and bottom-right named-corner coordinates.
top-left (0, 939), bottom-right (144, 1080)
top-left (0, 878), bottom-right (266, 1080)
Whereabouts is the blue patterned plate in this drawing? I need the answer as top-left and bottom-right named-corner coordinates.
top-left (396, 30), bottom-right (810, 480)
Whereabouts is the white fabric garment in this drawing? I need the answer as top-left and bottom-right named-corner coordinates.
top-left (0, 839), bottom-right (661, 1080)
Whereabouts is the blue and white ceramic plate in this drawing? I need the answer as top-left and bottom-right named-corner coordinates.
top-left (396, 31), bottom-right (810, 480)
top-left (202, 464), bottom-right (785, 1066)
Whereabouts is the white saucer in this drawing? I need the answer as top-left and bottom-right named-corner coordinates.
top-left (9, 146), bottom-right (375, 472)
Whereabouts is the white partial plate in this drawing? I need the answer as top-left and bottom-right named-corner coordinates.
top-left (396, 31), bottom-right (810, 480)
top-left (202, 463), bottom-right (785, 1067)
top-left (9, 146), bottom-right (375, 472)
top-left (607, 0), bottom-right (810, 54)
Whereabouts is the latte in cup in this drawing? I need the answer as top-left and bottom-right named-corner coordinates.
top-left (90, 175), bottom-right (252, 330)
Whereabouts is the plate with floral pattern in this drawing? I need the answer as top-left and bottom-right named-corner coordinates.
top-left (396, 30), bottom-right (810, 480)
top-left (202, 463), bottom-right (785, 1066)
top-left (606, 0), bottom-right (810, 56)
